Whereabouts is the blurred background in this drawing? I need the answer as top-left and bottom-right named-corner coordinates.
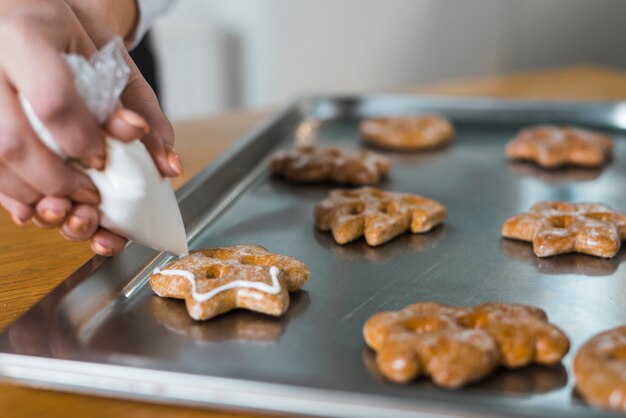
top-left (145, 0), bottom-right (626, 121)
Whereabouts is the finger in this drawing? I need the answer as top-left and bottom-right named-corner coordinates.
top-left (0, 76), bottom-right (100, 205)
top-left (91, 228), bottom-right (127, 256)
top-left (0, 193), bottom-right (33, 226)
top-left (121, 55), bottom-right (182, 177)
top-left (0, 161), bottom-right (42, 204)
top-left (104, 107), bottom-right (149, 142)
top-left (59, 204), bottom-right (98, 242)
top-left (0, 17), bottom-right (105, 168)
top-left (33, 196), bottom-right (72, 229)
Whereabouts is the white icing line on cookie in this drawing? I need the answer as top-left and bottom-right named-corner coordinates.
top-left (153, 266), bottom-right (281, 302)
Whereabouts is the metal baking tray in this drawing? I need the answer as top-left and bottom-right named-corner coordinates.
top-left (2, 95), bottom-right (626, 418)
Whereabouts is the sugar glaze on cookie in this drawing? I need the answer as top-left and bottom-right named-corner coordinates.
top-left (153, 266), bottom-right (281, 303)
top-left (149, 245), bottom-right (310, 320)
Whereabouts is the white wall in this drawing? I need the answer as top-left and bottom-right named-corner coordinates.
top-left (267, 0), bottom-right (505, 101)
top-left (505, 0), bottom-right (626, 71)
top-left (150, 0), bottom-right (626, 120)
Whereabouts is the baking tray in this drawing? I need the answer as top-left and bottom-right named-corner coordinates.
top-left (2, 95), bottom-right (626, 418)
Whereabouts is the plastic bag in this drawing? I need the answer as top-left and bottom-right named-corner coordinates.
top-left (19, 38), bottom-right (188, 256)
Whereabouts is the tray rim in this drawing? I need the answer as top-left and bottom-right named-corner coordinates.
top-left (2, 94), bottom-right (626, 418)
top-left (0, 352), bottom-right (604, 418)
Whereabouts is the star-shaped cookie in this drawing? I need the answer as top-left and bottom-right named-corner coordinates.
top-left (150, 245), bottom-right (310, 320)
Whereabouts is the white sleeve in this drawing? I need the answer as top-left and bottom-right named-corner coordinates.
top-left (128, 0), bottom-right (177, 48)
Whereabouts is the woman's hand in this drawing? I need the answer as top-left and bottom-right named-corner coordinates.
top-left (0, 0), bottom-right (178, 256)
top-left (0, 0), bottom-right (105, 219)
top-left (30, 107), bottom-right (151, 256)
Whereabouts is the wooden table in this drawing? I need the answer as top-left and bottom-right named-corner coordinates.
top-left (1, 65), bottom-right (625, 417)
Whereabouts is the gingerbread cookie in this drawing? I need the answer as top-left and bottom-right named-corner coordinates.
top-left (574, 326), bottom-right (626, 411)
top-left (150, 245), bottom-right (310, 320)
top-left (363, 302), bottom-right (569, 388)
top-left (271, 145), bottom-right (391, 185)
top-left (505, 125), bottom-right (613, 168)
top-left (502, 201), bottom-right (626, 258)
top-left (359, 115), bottom-right (454, 150)
top-left (314, 187), bottom-right (446, 246)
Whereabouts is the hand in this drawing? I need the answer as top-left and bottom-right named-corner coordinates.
top-left (31, 108), bottom-right (151, 256)
top-left (0, 0), bottom-right (105, 217)
top-left (0, 0), bottom-right (164, 255)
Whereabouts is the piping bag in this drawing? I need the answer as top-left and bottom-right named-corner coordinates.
top-left (19, 38), bottom-right (188, 256)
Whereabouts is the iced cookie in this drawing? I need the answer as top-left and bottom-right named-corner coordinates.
top-left (150, 245), bottom-right (310, 320)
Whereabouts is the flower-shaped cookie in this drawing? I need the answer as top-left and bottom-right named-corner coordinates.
top-left (505, 125), bottom-right (613, 168)
top-left (574, 326), bottom-right (626, 411)
top-left (359, 115), bottom-right (454, 150)
top-left (150, 245), bottom-right (310, 320)
top-left (363, 302), bottom-right (569, 388)
top-left (314, 187), bottom-right (446, 246)
top-left (271, 145), bottom-right (391, 185)
top-left (502, 201), bottom-right (626, 258)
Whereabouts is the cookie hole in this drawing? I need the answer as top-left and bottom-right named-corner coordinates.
top-left (378, 201), bottom-right (395, 215)
top-left (609, 347), bottom-right (626, 361)
top-left (238, 255), bottom-right (274, 267)
top-left (345, 202), bottom-right (365, 215)
top-left (405, 317), bottom-right (446, 334)
top-left (200, 264), bottom-right (229, 279)
top-left (548, 216), bottom-right (572, 228)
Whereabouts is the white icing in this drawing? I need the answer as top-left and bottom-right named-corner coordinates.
top-left (153, 266), bottom-right (281, 302)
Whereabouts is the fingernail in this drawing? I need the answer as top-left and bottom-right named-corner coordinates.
top-left (167, 151), bottom-right (184, 177)
top-left (118, 109), bottom-right (150, 135)
top-left (68, 214), bottom-right (91, 233)
top-left (93, 241), bottom-right (114, 256)
top-left (71, 188), bottom-right (100, 205)
top-left (11, 213), bottom-right (29, 226)
top-left (42, 207), bottom-right (65, 223)
top-left (84, 155), bottom-right (105, 170)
